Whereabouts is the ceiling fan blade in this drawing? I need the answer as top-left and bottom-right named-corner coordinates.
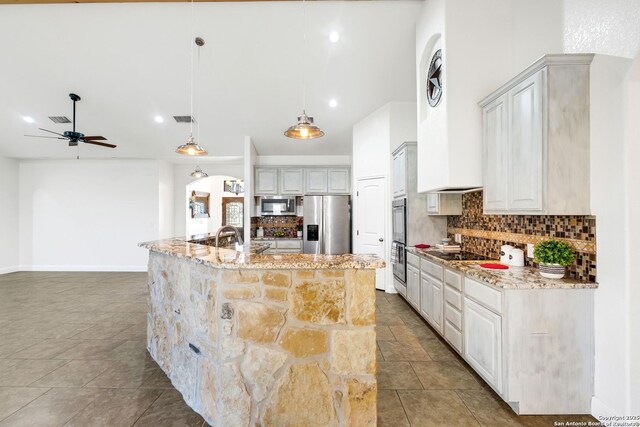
top-left (82, 136), bottom-right (107, 141)
top-left (82, 139), bottom-right (117, 148)
top-left (38, 128), bottom-right (66, 137)
top-left (24, 134), bottom-right (66, 139)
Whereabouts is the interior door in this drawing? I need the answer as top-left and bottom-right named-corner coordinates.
top-left (354, 177), bottom-right (387, 290)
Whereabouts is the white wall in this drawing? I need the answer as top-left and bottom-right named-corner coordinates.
top-left (0, 156), bottom-right (19, 274)
top-left (158, 161), bottom-right (174, 239)
top-left (560, 0), bottom-right (640, 416)
top-left (390, 102), bottom-right (418, 152)
top-left (255, 155), bottom-right (351, 166)
top-left (19, 160), bottom-right (160, 271)
top-left (172, 162), bottom-right (244, 237)
top-left (185, 175), bottom-right (242, 236)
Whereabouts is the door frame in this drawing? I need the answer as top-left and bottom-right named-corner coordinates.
top-left (354, 175), bottom-right (391, 292)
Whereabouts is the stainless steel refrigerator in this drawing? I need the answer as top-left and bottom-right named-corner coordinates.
top-left (303, 195), bottom-right (351, 254)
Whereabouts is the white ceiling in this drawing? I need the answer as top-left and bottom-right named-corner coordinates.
top-left (0, 1), bottom-right (421, 160)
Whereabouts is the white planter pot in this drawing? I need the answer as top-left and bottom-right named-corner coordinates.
top-left (297, 231), bottom-right (302, 238)
top-left (539, 263), bottom-right (565, 279)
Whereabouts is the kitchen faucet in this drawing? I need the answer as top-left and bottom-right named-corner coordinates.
top-left (215, 225), bottom-right (244, 249)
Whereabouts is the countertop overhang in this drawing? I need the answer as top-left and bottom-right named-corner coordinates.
top-left (139, 236), bottom-right (385, 270)
top-left (407, 247), bottom-right (597, 290)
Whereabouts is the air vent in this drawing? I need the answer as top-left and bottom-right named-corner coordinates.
top-left (173, 115), bottom-right (195, 123)
top-left (48, 116), bottom-right (71, 124)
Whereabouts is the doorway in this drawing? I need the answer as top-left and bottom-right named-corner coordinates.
top-left (354, 176), bottom-right (387, 291)
top-left (185, 175), bottom-right (244, 236)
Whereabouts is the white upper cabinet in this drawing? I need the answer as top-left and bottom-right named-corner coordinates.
top-left (327, 168), bottom-right (350, 194)
top-left (279, 168), bottom-right (304, 195)
top-left (480, 54), bottom-right (593, 215)
top-left (255, 166), bottom-right (351, 196)
top-left (482, 95), bottom-right (509, 212)
top-left (305, 168), bottom-right (328, 194)
top-left (392, 146), bottom-right (407, 198)
top-left (255, 168), bottom-right (279, 195)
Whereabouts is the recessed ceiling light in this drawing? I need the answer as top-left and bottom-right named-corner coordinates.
top-left (329, 31), bottom-right (340, 43)
top-left (22, 116), bottom-right (35, 123)
top-left (329, 99), bottom-right (338, 108)
top-left (154, 116), bottom-right (164, 123)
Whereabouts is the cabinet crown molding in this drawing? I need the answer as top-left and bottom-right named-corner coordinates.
top-left (478, 54), bottom-right (595, 107)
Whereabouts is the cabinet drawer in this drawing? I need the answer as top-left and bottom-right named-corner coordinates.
top-left (464, 277), bottom-right (502, 315)
top-left (422, 259), bottom-right (444, 281)
top-left (444, 321), bottom-right (463, 354)
top-left (275, 249), bottom-right (302, 254)
top-left (445, 269), bottom-right (462, 291)
top-left (276, 240), bottom-right (302, 249)
top-left (444, 286), bottom-right (462, 311)
top-left (394, 277), bottom-right (406, 297)
top-left (445, 304), bottom-right (462, 330)
top-left (407, 252), bottom-right (420, 268)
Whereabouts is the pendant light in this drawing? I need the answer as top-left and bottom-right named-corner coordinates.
top-left (284, 0), bottom-right (324, 140)
top-left (190, 165), bottom-right (208, 178)
top-left (176, 0), bottom-right (208, 155)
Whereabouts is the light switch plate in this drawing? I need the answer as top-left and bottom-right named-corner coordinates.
top-left (454, 234), bottom-right (462, 244)
top-left (527, 243), bottom-right (535, 258)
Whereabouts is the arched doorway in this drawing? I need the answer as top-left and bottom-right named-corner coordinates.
top-left (185, 175), bottom-right (244, 236)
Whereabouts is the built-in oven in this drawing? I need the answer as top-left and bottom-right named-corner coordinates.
top-left (391, 241), bottom-right (406, 283)
top-left (392, 198), bottom-right (407, 244)
top-left (258, 196), bottom-right (296, 216)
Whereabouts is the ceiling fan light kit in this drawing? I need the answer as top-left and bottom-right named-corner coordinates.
top-left (284, 0), bottom-right (324, 140)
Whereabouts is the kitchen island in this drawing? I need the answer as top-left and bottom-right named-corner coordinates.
top-left (139, 236), bottom-right (384, 427)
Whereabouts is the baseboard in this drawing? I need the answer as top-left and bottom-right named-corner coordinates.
top-left (20, 265), bottom-right (147, 272)
top-left (0, 266), bottom-right (19, 275)
top-left (591, 396), bottom-right (617, 419)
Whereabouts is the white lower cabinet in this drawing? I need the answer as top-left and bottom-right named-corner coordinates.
top-left (260, 239), bottom-right (302, 254)
top-left (419, 273), bottom-right (431, 320)
top-left (463, 297), bottom-right (503, 394)
top-left (406, 264), bottom-right (420, 310)
top-left (398, 252), bottom-right (594, 414)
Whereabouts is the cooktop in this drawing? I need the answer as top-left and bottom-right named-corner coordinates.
top-left (427, 251), bottom-right (492, 261)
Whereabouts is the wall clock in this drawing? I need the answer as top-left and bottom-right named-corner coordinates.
top-left (426, 49), bottom-right (443, 107)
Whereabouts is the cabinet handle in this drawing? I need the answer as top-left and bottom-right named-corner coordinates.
top-left (379, 238), bottom-right (384, 242)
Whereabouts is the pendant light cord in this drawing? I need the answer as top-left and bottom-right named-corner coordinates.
top-left (189, 0), bottom-right (195, 138)
top-left (302, 0), bottom-right (307, 112)
top-left (197, 44), bottom-right (201, 142)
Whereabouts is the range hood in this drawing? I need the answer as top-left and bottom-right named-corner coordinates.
top-left (433, 187), bottom-right (483, 194)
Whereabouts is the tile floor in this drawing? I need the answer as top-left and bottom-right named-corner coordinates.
top-left (0, 272), bottom-right (597, 426)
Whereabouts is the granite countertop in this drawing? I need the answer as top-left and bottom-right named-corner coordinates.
top-left (139, 237), bottom-right (384, 270)
top-left (407, 247), bottom-right (597, 290)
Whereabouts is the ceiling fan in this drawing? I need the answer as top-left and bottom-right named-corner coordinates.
top-left (24, 93), bottom-right (116, 149)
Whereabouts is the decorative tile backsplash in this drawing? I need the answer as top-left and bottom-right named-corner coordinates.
top-left (251, 216), bottom-right (303, 238)
top-left (447, 191), bottom-right (597, 282)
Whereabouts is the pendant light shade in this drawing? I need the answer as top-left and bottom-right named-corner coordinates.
top-left (284, 111), bottom-right (324, 139)
top-left (176, 136), bottom-right (208, 156)
top-left (190, 165), bottom-right (208, 178)
top-left (284, 0), bottom-right (324, 140)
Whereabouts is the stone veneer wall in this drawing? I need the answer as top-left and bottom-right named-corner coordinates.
top-left (447, 191), bottom-right (597, 282)
top-left (147, 252), bottom-right (377, 426)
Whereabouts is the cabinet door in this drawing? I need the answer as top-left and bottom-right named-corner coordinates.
top-left (406, 265), bottom-right (420, 309)
top-left (464, 298), bottom-right (503, 393)
top-left (420, 273), bottom-right (431, 320)
top-left (279, 168), bottom-right (304, 195)
top-left (508, 70), bottom-right (543, 212)
top-left (327, 168), bottom-right (351, 194)
top-left (305, 169), bottom-right (328, 194)
top-left (255, 168), bottom-right (279, 195)
top-left (431, 279), bottom-right (444, 334)
top-left (392, 149), bottom-right (407, 198)
top-left (426, 193), bottom-right (440, 214)
top-left (483, 94), bottom-right (509, 212)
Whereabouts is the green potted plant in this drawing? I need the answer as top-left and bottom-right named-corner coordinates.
top-left (533, 239), bottom-right (576, 279)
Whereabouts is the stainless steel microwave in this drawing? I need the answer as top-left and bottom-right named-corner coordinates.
top-left (258, 196), bottom-right (296, 216)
